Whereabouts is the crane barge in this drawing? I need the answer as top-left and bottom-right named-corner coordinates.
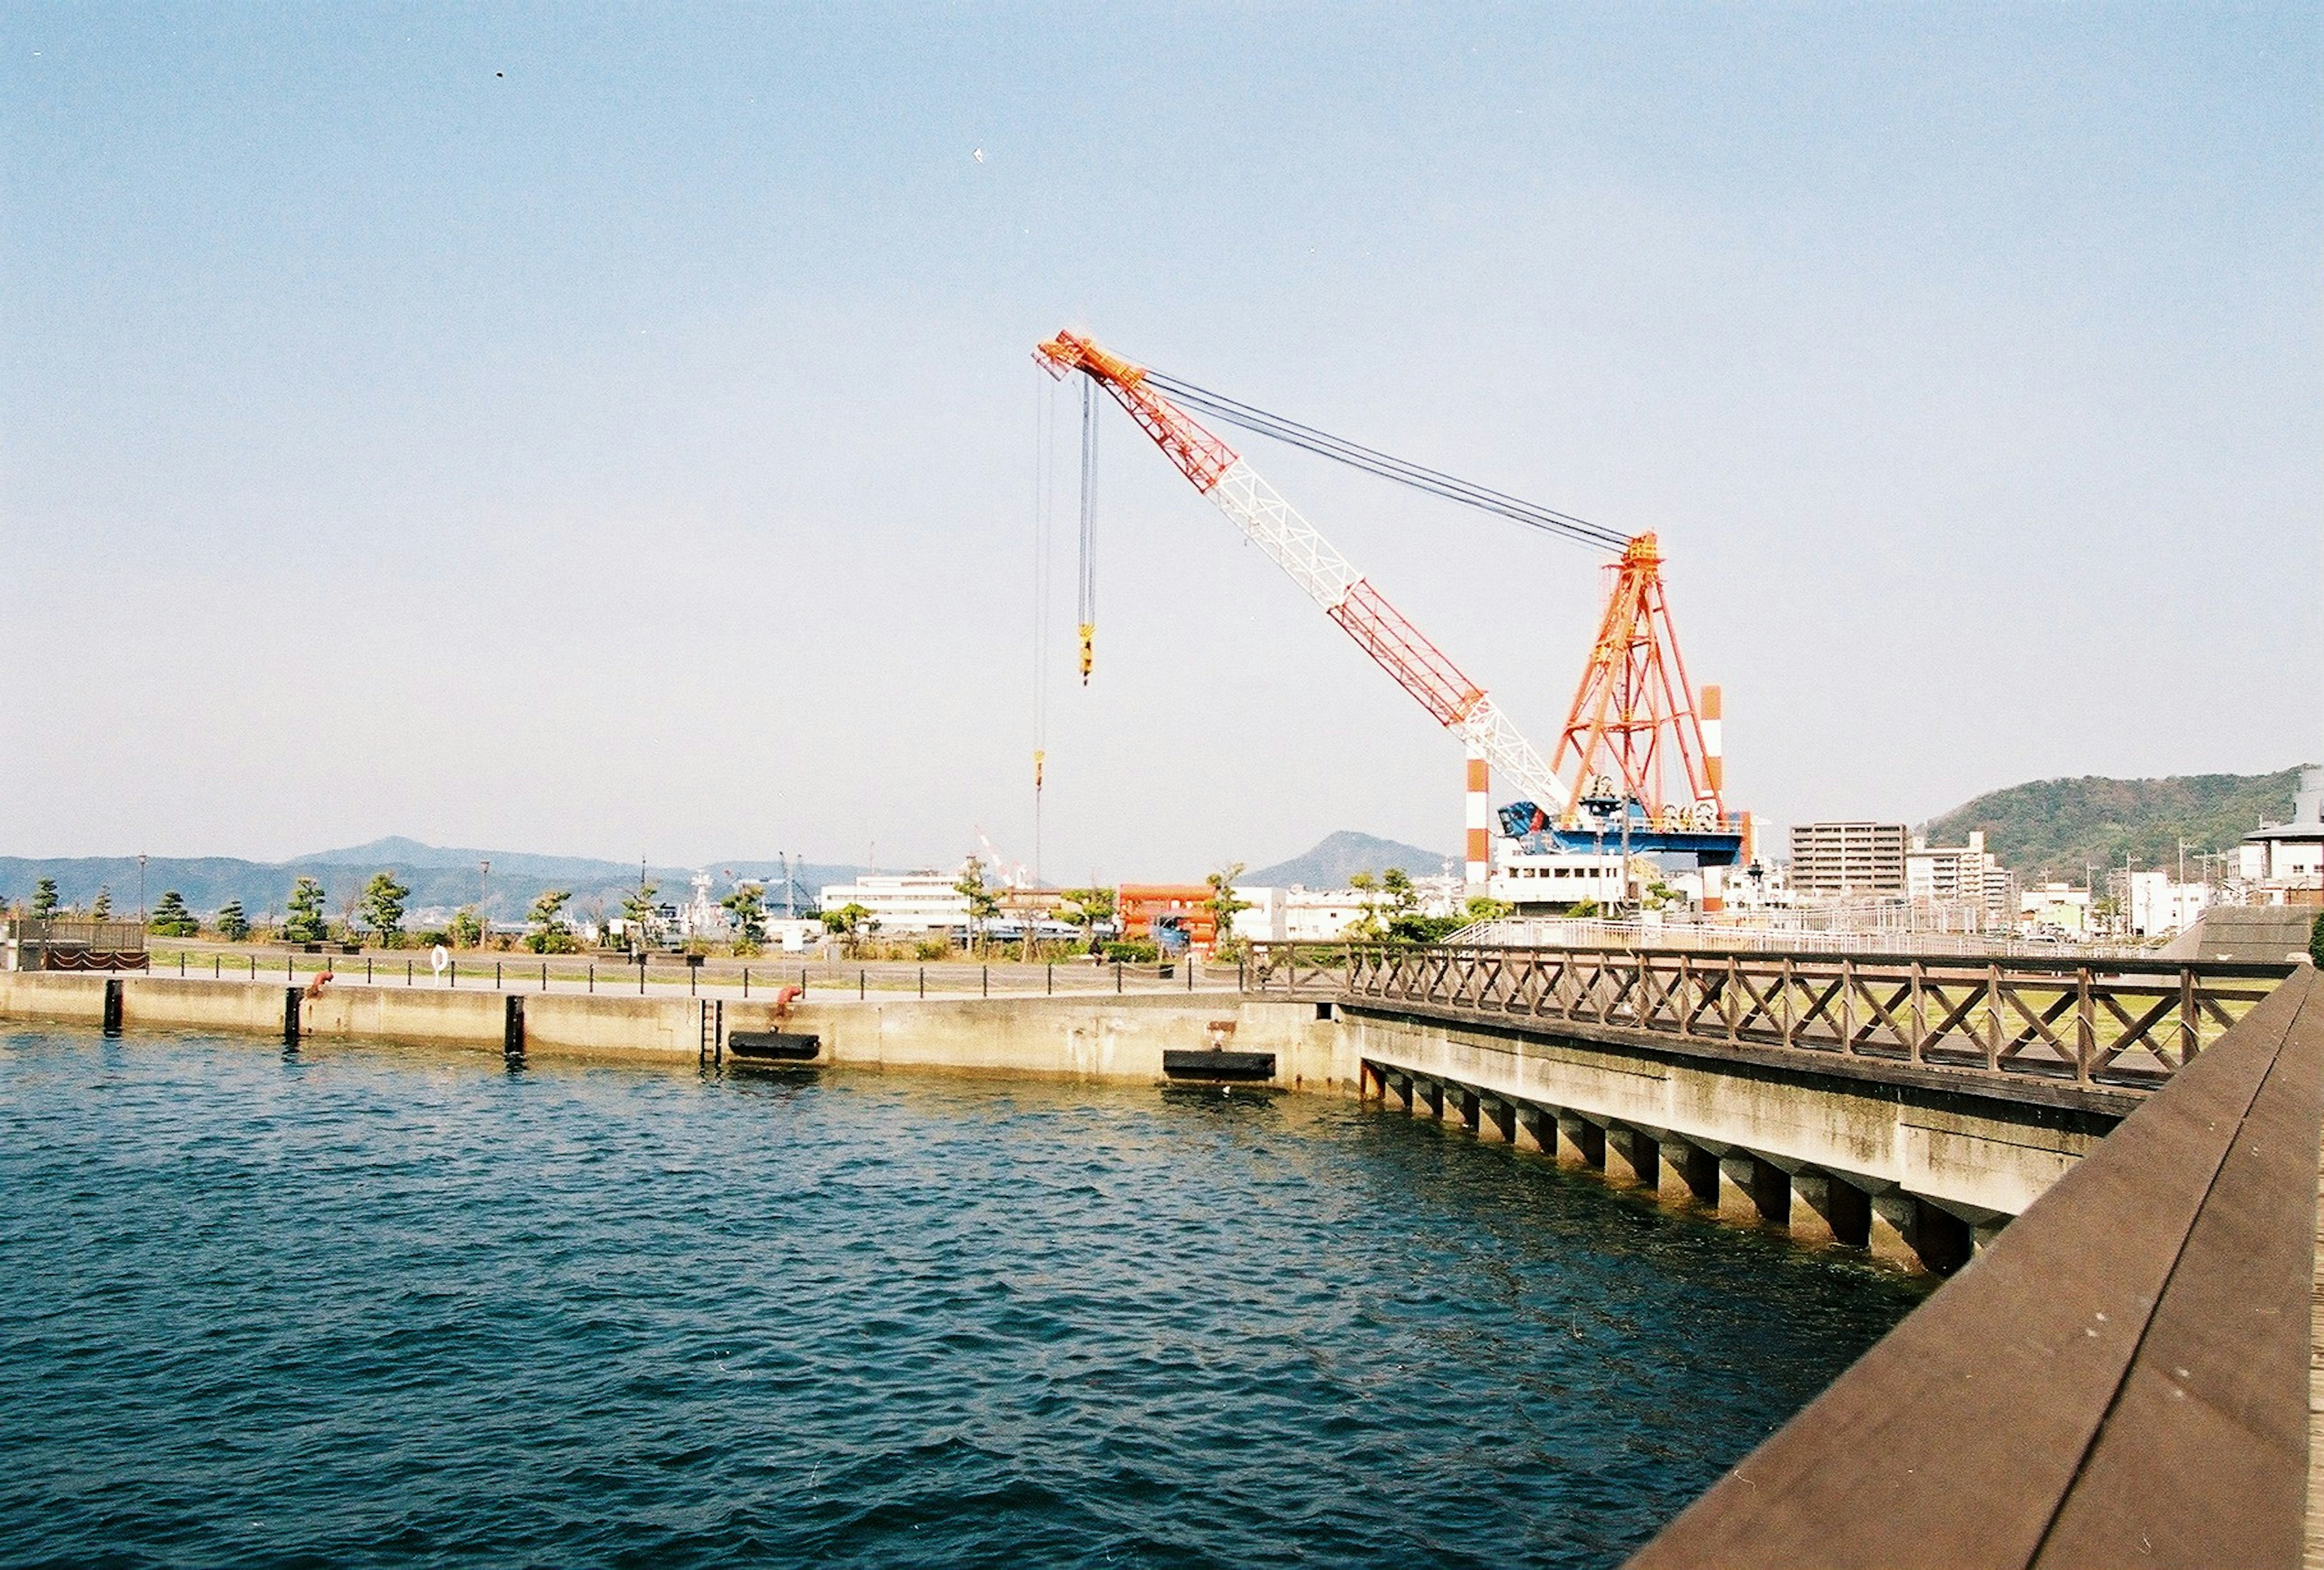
top-left (1035, 329), bottom-right (1749, 902)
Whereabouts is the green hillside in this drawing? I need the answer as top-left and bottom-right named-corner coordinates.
top-left (1920, 766), bottom-right (2313, 878)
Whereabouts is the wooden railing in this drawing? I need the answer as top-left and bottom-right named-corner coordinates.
top-left (1247, 941), bottom-right (2296, 1089)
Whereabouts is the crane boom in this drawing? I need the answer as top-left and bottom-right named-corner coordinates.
top-left (1036, 329), bottom-right (1568, 813)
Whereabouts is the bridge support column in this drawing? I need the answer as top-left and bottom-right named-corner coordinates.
top-left (1451, 1086), bottom-right (1480, 1132)
top-left (1605, 1126), bottom-right (1660, 1189)
top-left (1360, 1062), bottom-right (1387, 1103)
top-left (1555, 1112), bottom-right (1604, 1171)
top-left (1794, 1171), bottom-right (1871, 1248)
top-left (1719, 1154), bottom-right (1788, 1226)
top-left (1477, 1097), bottom-right (1515, 1144)
top-left (1660, 1140), bottom-right (1719, 1206)
top-left (1514, 1105), bottom-right (1552, 1154)
top-left (1414, 1077), bottom-right (1443, 1122)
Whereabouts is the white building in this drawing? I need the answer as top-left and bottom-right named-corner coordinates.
top-left (2127, 872), bottom-right (2208, 939)
top-left (2020, 882), bottom-right (2092, 938)
top-left (815, 873), bottom-right (969, 933)
top-left (2239, 766), bottom-right (2324, 893)
top-left (1490, 850), bottom-right (1627, 913)
top-left (1908, 830), bottom-right (2018, 925)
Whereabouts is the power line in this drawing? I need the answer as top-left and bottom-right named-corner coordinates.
top-left (1142, 369), bottom-right (1632, 554)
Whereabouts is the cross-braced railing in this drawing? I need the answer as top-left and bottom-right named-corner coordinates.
top-left (1246, 941), bottom-right (2297, 1089)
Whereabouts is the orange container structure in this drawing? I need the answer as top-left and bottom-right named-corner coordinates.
top-left (1115, 885), bottom-right (1219, 954)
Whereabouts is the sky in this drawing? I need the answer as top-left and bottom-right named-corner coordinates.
top-left (4, 2), bottom-right (2318, 881)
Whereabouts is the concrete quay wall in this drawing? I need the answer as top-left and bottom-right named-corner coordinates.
top-left (1345, 1003), bottom-right (2121, 1272)
top-left (0, 973), bottom-right (1349, 1088)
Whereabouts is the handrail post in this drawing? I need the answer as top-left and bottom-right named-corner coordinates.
top-left (2180, 965), bottom-right (2199, 1064)
top-left (1781, 957), bottom-right (1796, 1048)
top-left (1985, 962), bottom-right (2003, 1069)
top-left (1909, 959), bottom-right (1925, 1064)
top-left (2076, 965), bottom-right (2094, 1083)
top-left (1841, 956), bottom-right (1856, 1054)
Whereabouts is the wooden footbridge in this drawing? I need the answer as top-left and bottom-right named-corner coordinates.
top-left (1252, 938), bottom-right (2324, 1568)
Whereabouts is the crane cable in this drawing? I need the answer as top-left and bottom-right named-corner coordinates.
top-left (1140, 369), bottom-right (1632, 554)
top-left (1077, 377), bottom-right (1098, 683)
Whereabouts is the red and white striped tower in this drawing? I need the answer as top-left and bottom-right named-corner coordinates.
top-left (1465, 745), bottom-right (1491, 892)
top-left (1699, 685), bottom-right (1725, 910)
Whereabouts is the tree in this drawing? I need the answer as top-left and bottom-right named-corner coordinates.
top-left (283, 878), bottom-right (327, 943)
top-left (618, 883), bottom-right (660, 951)
top-left (148, 890), bottom-right (199, 937)
top-left (821, 902), bottom-right (872, 952)
top-left (90, 887), bottom-right (114, 921)
top-left (953, 858), bottom-right (1003, 951)
top-left (1344, 872), bottom-right (1392, 942)
top-left (31, 878), bottom-right (58, 920)
top-left (447, 907), bottom-right (485, 948)
top-left (359, 872), bottom-right (411, 947)
top-left (1060, 887), bottom-right (1115, 949)
top-left (721, 882), bottom-right (768, 956)
top-left (1205, 863), bottom-right (1252, 957)
top-left (525, 890), bottom-right (577, 954)
top-left (215, 900), bottom-right (251, 941)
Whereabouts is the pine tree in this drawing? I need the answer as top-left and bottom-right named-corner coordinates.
top-left (525, 890), bottom-right (577, 954)
top-left (148, 890), bottom-right (198, 937)
top-left (31, 879), bottom-right (59, 920)
top-left (90, 887), bottom-right (113, 921)
top-left (721, 883), bottom-right (768, 955)
top-left (216, 901), bottom-right (251, 942)
top-left (284, 877), bottom-right (327, 944)
top-left (359, 872), bottom-right (411, 947)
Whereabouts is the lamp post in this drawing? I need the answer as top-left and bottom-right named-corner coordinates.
top-left (136, 854), bottom-right (147, 924)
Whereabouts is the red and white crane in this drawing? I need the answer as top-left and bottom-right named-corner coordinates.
top-left (1036, 329), bottom-right (1742, 891)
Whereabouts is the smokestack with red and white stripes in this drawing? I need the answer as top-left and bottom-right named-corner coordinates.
top-left (1465, 745), bottom-right (1490, 892)
top-left (1699, 685), bottom-right (1726, 911)
top-left (1700, 684), bottom-right (1724, 796)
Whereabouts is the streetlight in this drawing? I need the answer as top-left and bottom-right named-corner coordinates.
top-left (136, 854), bottom-right (147, 924)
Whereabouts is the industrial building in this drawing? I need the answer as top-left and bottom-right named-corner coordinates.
top-left (2239, 766), bottom-right (2324, 896)
top-left (814, 873), bottom-right (970, 933)
top-left (1788, 823), bottom-right (1909, 898)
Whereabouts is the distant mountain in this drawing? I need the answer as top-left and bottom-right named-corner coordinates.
top-left (1246, 831), bottom-right (1456, 890)
top-left (0, 840), bottom-right (863, 924)
top-left (1920, 766), bottom-right (2313, 878)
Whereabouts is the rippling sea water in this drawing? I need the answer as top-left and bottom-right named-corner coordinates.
top-left (0, 1029), bottom-right (1924, 1568)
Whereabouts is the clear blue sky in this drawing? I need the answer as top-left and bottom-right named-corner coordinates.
top-left (4, 3), bottom-right (2317, 878)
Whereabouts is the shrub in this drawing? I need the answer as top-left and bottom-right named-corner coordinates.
top-left (1103, 940), bottom-right (1158, 964)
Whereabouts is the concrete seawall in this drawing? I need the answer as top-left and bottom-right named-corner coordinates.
top-left (0, 973), bottom-right (1350, 1089)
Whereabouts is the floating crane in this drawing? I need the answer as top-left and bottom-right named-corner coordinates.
top-left (1035, 329), bottom-right (1744, 888)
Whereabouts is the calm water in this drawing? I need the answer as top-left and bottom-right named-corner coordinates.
top-left (0, 1029), bottom-right (1924, 1569)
